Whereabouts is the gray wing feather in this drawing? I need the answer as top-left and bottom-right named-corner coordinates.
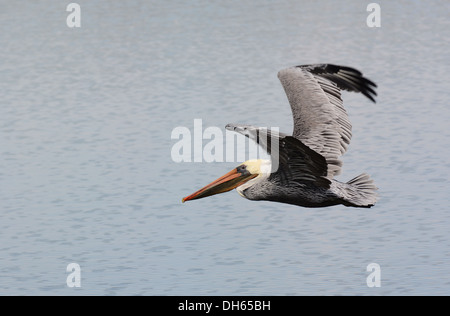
top-left (277, 64), bottom-right (376, 178)
top-left (225, 124), bottom-right (287, 158)
top-left (225, 124), bottom-right (330, 187)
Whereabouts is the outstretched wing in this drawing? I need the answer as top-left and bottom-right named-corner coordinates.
top-left (226, 124), bottom-right (330, 187)
top-left (277, 64), bottom-right (377, 178)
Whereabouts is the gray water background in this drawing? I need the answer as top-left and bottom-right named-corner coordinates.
top-left (1, 0), bottom-right (449, 295)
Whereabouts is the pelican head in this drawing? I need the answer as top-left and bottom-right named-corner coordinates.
top-left (182, 159), bottom-right (271, 203)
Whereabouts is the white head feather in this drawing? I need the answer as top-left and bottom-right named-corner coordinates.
top-left (236, 159), bottom-right (271, 196)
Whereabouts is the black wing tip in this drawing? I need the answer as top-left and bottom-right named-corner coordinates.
top-left (297, 63), bottom-right (377, 103)
top-left (296, 63), bottom-right (362, 76)
top-left (363, 90), bottom-right (377, 103)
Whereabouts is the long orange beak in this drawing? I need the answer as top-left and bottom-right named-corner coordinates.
top-left (182, 167), bottom-right (257, 203)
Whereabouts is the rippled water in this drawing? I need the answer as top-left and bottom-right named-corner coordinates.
top-left (1, 1), bottom-right (449, 295)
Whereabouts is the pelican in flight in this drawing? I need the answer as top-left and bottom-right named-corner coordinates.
top-left (182, 64), bottom-right (378, 208)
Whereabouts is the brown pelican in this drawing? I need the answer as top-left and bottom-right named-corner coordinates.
top-left (182, 64), bottom-right (378, 208)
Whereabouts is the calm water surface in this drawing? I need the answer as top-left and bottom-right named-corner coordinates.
top-left (1, 1), bottom-right (449, 295)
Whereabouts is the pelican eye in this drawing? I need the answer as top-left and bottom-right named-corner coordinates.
top-left (237, 165), bottom-right (247, 173)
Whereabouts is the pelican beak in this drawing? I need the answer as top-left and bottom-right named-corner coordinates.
top-left (182, 166), bottom-right (257, 203)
